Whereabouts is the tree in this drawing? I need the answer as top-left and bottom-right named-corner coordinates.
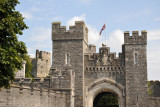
top-left (94, 92), bottom-right (118, 106)
top-left (23, 55), bottom-right (33, 78)
top-left (148, 82), bottom-right (153, 96)
top-left (0, 0), bottom-right (28, 88)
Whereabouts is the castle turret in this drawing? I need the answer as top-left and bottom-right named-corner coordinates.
top-left (51, 21), bottom-right (88, 107)
top-left (124, 31), bottom-right (147, 45)
top-left (123, 31), bottom-right (148, 107)
top-left (32, 50), bottom-right (51, 78)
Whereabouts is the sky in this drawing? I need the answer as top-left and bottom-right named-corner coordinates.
top-left (16, 0), bottom-right (160, 80)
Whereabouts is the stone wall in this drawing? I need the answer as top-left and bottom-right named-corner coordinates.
top-left (0, 85), bottom-right (69, 107)
top-left (149, 97), bottom-right (160, 107)
top-left (85, 66), bottom-right (125, 87)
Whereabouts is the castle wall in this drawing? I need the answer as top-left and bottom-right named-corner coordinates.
top-left (0, 86), bottom-right (68, 107)
top-left (149, 97), bottom-right (160, 107)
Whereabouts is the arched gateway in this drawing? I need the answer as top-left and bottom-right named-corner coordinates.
top-left (84, 45), bottom-right (126, 107)
top-left (85, 78), bottom-right (125, 107)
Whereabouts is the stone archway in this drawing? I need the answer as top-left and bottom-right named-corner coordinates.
top-left (85, 78), bottom-right (125, 107)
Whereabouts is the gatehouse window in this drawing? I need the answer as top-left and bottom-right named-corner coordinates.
top-left (65, 53), bottom-right (69, 64)
top-left (134, 53), bottom-right (138, 64)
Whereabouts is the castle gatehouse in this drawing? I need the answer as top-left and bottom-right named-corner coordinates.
top-left (50, 21), bottom-right (148, 107)
top-left (1, 21), bottom-right (160, 107)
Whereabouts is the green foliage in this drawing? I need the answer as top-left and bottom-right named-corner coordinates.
top-left (94, 92), bottom-right (118, 106)
top-left (0, 0), bottom-right (28, 88)
top-left (148, 82), bottom-right (153, 96)
top-left (98, 94), bottom-right (118, 106)
top-left (23, 55), bottom-right (33, 78)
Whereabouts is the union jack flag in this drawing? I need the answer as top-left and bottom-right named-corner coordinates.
top-left (99, 24), bottom-right (106, 36)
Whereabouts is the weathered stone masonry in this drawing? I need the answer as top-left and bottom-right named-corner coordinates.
top-left (0, 78), bottom-right (69, 107)
top-left (0, 21), bottom-right (160, 107)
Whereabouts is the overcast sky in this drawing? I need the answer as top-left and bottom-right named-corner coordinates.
top-left (16, 0), bottom-right (160, 80)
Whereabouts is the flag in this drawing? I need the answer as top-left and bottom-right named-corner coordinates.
top-left (99, 24), bottom-right (106, 36)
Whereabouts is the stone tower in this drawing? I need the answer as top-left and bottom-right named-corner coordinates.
top-left (31, 50), bottom-right (51, 77)
top-left (123, 31), bottom-right (148, 107)
top-left (51, 21), bottom-right (88, 107)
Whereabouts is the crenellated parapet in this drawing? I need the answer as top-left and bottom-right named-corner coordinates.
top-left (36, 49), bottom-right (51, 60)
top-left (124, 30), bottom-right (147, 45)
top-left (149, 80), bottom-right (160, 85)
top-left (52, 21), bottom-right (88, 43)
top-left (12, 78), bottom-right (50, 90)
top-left (0, 83), bottom-right (69, 107)
top-left (85, 44), bottom-right (96, 54)
top-left (11, 77), bottom-right (73, 94)
top-left (84, 46), bottom-right (124, 67)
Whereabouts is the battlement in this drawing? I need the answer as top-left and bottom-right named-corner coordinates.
top-left (86, 44), bottom-right (96, 54)
top-left (98, 47), bottom-right (120, 59)
top-left (149, 80), bottom-right (160, 85)
top-left (52, 21), bottom-right (88, 43)
top-left (6, 83), bottom-right (67, 100)
top-left (36, 49), bottom-right (51, 60)
top-left (12, 78), bottom-right (51, 90)
top-left (84, 46), bottom-right (124, 67)
top-left (124, 30), bottom-right (147, 45)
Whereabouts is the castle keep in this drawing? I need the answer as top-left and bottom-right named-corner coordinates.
top-left (0, 21), bottom-right (160, 107)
